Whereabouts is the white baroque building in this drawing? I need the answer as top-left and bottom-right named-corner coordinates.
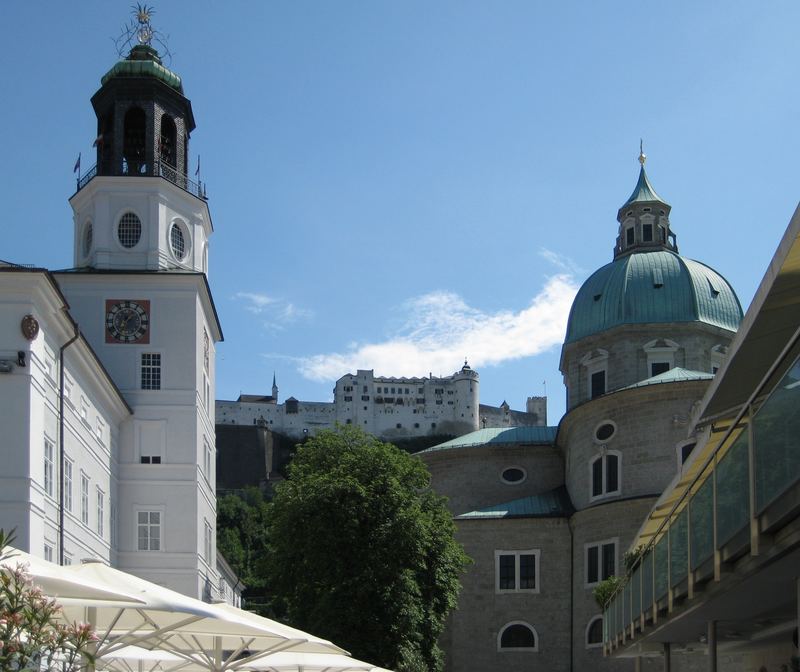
top-left (0, 35), bottom-right (236, 603)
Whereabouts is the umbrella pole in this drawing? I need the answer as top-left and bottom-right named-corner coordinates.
top-left (214, 636), bottom-right (222, 672)
top-left (86, 606), bottom-right (98, 672)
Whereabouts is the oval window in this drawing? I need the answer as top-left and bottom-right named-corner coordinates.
top-left (501, 467), bottom-right (526, 484)
top-left (118, 212), bottom-right (142, 248)
top-left (170, 222), bottom-right (186, 260)
top-left (595, 422), bottom-right (616, 442)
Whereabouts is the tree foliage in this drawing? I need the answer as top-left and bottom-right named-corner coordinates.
top-left (217, 487), bottom-right (271, 591)
top-left (0, 530), bottom-right (96, 672)
top-left (263, 426), bottom-right (469, 672)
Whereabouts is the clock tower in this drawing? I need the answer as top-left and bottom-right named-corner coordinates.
top-left (54, 9), bottom-right (222, 599)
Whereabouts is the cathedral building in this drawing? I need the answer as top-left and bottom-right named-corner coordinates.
top-left (0, 18), bottom-right (233, 603)
top-left (420, 154), bottom-right (748, 671)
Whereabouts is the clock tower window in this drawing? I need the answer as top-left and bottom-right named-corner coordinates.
top-left (82, 221), bottom-right (93, 258)
top-left (170, 222), bottom-right (187, 260)
top-left (123, 107), bottom-right (147, 175)
top-left (118, 212), bottom-right (142, 248)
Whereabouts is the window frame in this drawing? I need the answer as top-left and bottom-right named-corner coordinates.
top-left (116, 211), bottom-right (143, 250)
top-left (43, 437), bottom-right (55, 498)
top-left (140, 351), bottom-right (162, 391)
top-left (80, 473), bottom-right (90, 526)
top-left (584, 538), bottom-right (618, 587)
top-left (494, 549), bottom-right (540, 594)
top-left (136, 508), bottom-right (164, 552)
top-left (589, 450), bottom-right (622, 501)
top-left (585, 615), bottom-right (604, 649)
top-left (63, 456), bottom-right (73, 512)
top-left (497, 621), bottom-right (539, 652)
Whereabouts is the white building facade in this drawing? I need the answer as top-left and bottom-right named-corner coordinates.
top-left (0, 33), bottom-right (236, 603)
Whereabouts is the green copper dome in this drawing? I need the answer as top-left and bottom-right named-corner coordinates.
top-left (101, 45), bottom-right (183, 93)
top-left (564, 250), bottom-right (742, 344)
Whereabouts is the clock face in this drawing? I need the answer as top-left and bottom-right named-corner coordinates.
top-left (105, 299), bottom-right (150, 344)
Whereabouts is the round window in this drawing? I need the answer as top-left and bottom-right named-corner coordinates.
top-left (594, 421), bottom-right (617, 443)
top-left (170, 222), bottom-right (186, 260)
top-left (82, 222), bottom-right (93, 257)
top-left (501, 467), bottom-right (526, 484)
top-left (118, 212), bottom-right (142, 248)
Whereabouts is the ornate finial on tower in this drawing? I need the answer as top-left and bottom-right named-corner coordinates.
top-left (115, 4), bottom-right (172, 63)
top-left (638, 139), bottom-right (646, 167)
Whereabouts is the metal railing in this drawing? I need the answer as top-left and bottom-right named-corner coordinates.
top-left (75, 160), bottom-right (207, 200)
top-left (603, 330), bottom-right (800, 653)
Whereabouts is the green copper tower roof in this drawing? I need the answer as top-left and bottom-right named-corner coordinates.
top-left (101, 44), bottom-right (183, 93)
top-left (620, 164), bottom-right (669, 210)
top-left (564, 250), bottom-right (743, 343)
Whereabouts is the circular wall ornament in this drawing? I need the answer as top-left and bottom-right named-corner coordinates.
top-left (21, 315), bottom-right (40, 341)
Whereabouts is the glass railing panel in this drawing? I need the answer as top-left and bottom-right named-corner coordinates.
top-left (642, 549), bottom-right (653, 612)
top-left (615, 592), bottom-right (622, 637)
top-left (654, 534), bottom-right (668, 599)
top-left (631, 565), bottom-right (641, 618)
top-left (623, 581), bottom-right (631, 631)
top-left (670, 509), bottom-right (688, 586)
top-left (753, 356), bottom-right (800, 512)
top-left (716, 430), bottom-right (749, 547)
top-left (690, 476), bottom-right (714, 569)
top-left (603, 606), bottom-right (609, 644)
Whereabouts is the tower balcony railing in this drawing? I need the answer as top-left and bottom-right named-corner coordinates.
top-left (602, 332), bottom-right (800, 655)
top-left (75, 159), bottom-right (207, 200)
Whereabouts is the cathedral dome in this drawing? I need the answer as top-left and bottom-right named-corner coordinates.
top-left (564, 249), bottom-right (742, 344)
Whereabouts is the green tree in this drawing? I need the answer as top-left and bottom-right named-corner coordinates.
top-left (263, 426), bottom-right (469, 672)
top-left (217, 487), bottom-right (272, 591)
top-left (1, 529), bottom-right (96, 672)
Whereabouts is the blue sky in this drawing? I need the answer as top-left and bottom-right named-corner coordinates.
top-left (3, 2), bottom-right (799, 423)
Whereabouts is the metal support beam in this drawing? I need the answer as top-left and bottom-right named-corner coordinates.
top-left (664, 642), bottom-right (671, 672)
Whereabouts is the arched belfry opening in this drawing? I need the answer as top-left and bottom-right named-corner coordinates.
top-left (159, 113), bottom-right (177, 167)
top-left (123, 107), bottom-right (147, 174)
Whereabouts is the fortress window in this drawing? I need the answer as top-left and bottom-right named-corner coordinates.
top-left (585, 539), bottom-right (617, 586)
top-left (431, 423), bottom-right (437, 429)
top-left (590, 452), bottom-right (620, 500)
top-left (498, 622), bottom-right (537, 650)
top-left (361, 395), bottom-right (369, 401)
top-left (344, 396), bottom-right (352, 402)
top-left (418, 387), bottom-right (424, 394)
top-left (414, 423), bottom-right (419, 428)
top-left (495, 550), bottom-right (539, 593)
top-left (416, 398), bottom-right (425, 405)
top-left (436, 400), bottom-right (443, 405)
top-left (396, 423), bottom-right (401, 429)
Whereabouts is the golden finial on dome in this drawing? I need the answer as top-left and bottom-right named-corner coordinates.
top-left (638, 139), bottom-right (646, 167)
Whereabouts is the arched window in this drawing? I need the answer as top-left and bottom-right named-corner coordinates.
top-left (123, 107), bottom-right (147, 174)
top-left (586, 616), bottom-right (604, 648)
top-left (498, 622), bottom-right (538, 651)
top-left (590, 450), bottom-right (621, 500)
top-left (159, 114), bottom-right (177, 167)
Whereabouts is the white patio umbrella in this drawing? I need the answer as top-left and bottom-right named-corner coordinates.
top-left (243, 651), bottom-right (393, 672)
top-left (1, 547), bottom-right (146, 606)
top-left (58, 561), bottom-right (346, 671)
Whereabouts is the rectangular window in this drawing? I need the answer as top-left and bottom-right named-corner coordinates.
top-left (140, 455), bottom-right (162, 464)
top-left (643, 223), bottom-right (653, 241)
top-left (63, 458), bottom-right (73, 511)
top-left (44, 438), bottom-right (54, 497)
top-left (80, 474), bottom-right (89, 526)
top-left (96, 488), bottom-right (104, 537)
top-left (44, 544), bottom-right (53, 563)
top-left (626, 227), bottom-right (634, 245)
top-left (141, 353), bottom-right (161, 390)
top-left (590, 370), bottom-right (606, 398)
top-left (592, 458), bottom-right (603, 497)
top-left (95, 417), bottom-right (106, 444)
top-left (204, 520), bottom-right (213, 562)
top-left (586, 540), bottom-right (617, 586)
top-left (137, 511), bottom-right (161, 551)
top-left (110, 502), bottom-right (117, 547)
top-left (495, 550), bottom-right (540, 593)
top-left (80, 397), bottom-right (89, 423)
top-left (204, 374), bottom-right (210, 411)
top-left (203, 438), bottom-right (213, 479)
top-left (63, 554), bottom-right (72, 566)
top-left (651, 361), bottom-right (670, 377)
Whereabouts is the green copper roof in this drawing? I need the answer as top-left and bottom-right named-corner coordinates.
top-left (421, 426), bottom-right (557, 453)
top-left (565, 250), bottom-right (743, 343)
top-left (621, 367), bottom-right (714, 391)
top-left (620, 165), bottom-right (668, 210)
top-left (457, 486), bottom-right (574, 519)
top-left (101, 45), bottom-right (183, 93)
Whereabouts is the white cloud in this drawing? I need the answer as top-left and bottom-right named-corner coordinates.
top-left (538, 248), bottom-right (583, 275)
top-left (296, 274), bottom-right (578, 382)
top-left (234, 292), bottom-right (312, 327)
